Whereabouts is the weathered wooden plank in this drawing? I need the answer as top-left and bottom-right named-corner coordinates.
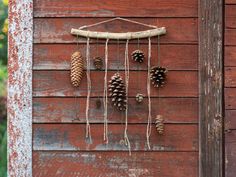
top-left (225, 67), bottom-right (236, 87)
top-left (225, 88), bottom-right (236, 109)
top-left (225, 5), bottom-right (236, 29)
top-left (33, 124), bottom-right (198, 151)
top-left (33, 97), bottom-right (198, 123)
top-left (34, 0), bottom-right (198, 17)
top-left (33, 18), bottom-right (198, 44)
top-left (225, 130), bottom-right (236, 177)
top-left (225, 110), bottom-right (236, 130)
top-left (225, 29), bottom-right (236, 46)
top-left (8, 0), bottom-right (33, 176)
top-left (33, 70), bottom-right (198, 97)
top-left (33, 151), bottom-right (198, 177)
top-left (199, 0), bottom-right (223, 177)
top-left (226, 0), bottom-right (236, 4)
top-left (33, 44), bottom-right (198, 70)
top-left (225, 47), bottom-right (236, 66)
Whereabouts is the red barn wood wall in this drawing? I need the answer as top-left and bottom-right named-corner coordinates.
top-left (225, 0), bottom-right (236, 177)
top-left (32, 1), bottom-right (199, 176)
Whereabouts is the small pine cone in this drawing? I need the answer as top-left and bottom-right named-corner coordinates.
top-left (155, 115), bottom-right (164, 135)
top-left (93, 57), bottom-right (103, 70)
top-left (108, 73), bottom-right (127, 111)
top-left (131, 49), bottom-right (145, 63)
top-left (150, 66), bottom-right (167, 88)
top-left (70, 51), bottom-right (84, 87)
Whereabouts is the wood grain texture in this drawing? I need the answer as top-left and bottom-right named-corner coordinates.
top-left (33, 97), bottom-right (198, 123)
top-left (225, 29), bottom-right (236, 46)
top-left (33, 18), bottom-right (198, 44)
top-left (33, 44), bottom-right (198, 70)
top-left (33, 124), bottom-right (198, 151)
top-left (33, 70), bottom-right (198, 97)
top-left (225, 5), bottom-right (236, 29)
top-left (225, 88), bottom-right (236, 109)
top-left (33, 0), bottom-right (198, 17)
top-left (199, 0), bottom-right (223, 177)
top-left (225, 130), bottom-right (236, 177)
top-left (226, 0), bottom-right (236, 4)
top-left (225, 67), bottom-right (236, 87)
top-left (8, 0), bottom-right (33, 176)
top-left (33, 151), bottom-right (198, 177)
top-left (225, 47), bottom-right (236, 66)
top-left (225, 110), bottom-right (236, 130)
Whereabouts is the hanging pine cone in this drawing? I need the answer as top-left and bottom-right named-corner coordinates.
top-left (108, 73), bottom-right (127, 111)
top-left (131, 49), bottom-right (145, 63)
top-left (70, 51), bottom-right (84, 87)
top-left (93, 57), bottom-right (103, 70)
top-left (155, 115), bottom-right (164, 135)
top-left (150, 66), bottom-right (167, 88)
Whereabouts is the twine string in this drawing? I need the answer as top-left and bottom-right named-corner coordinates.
top-left (103, 38), bottom-right (109, 144)
top-left (85, 37), bottom-right (92, 141)
top-left (79, 17), bottom-right (158, 30)
top-left (124, 39), bottom-right (131, 155)
top-left (146, 37), bottom-right (152, 150)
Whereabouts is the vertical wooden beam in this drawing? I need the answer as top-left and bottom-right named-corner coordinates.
top-left (199, 0), bottom-right (223, 177)
top-left (8, 0), bottom-right (33, 176)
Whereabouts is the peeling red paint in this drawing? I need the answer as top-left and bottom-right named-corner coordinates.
top-left (8, 0), bottom-right (33, 176)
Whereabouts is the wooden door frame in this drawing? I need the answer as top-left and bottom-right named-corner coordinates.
top-left (199, 0), bottom-right (224, 177)
top-left (8, 0), bottom-right (224, 176)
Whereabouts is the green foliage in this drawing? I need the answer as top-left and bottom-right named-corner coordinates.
top-left (0, 0), bottom-right (8, 65)
top-left (0, 63), bottom-right (7, 97)
top-left (0, 0), bottom-right (7, 176)
top-left (0, 120), bottom-right (7, 177)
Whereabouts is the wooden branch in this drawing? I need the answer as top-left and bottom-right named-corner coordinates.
top-left (71, 27), bottom-right (166, 40)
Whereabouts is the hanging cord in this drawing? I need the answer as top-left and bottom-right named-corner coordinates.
top-left (157, 35), bottom-right (161, 113)
top-left (117, 39), bottom-right (120, 72)
top-left (137, 38), bottom-right (141, 94)
top-left (103, 38), bottom-right (109, 144)
top-left (146, 37), bottom-right (152, 150)
top-left (79, 17), bottom-right (158, 30)
top-left (85, 37), bottom-right (92, 141)
top-left (74, 34), bottom-right (80, 121)
top-left (124, 39), bottom-right (131, 155)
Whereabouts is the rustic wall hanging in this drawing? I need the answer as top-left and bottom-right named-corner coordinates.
top-left (70, 17), bottom-right (167, 154)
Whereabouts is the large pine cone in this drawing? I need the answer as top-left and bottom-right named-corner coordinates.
top-left (131, 49), bottom-right (145, 63)
top-left (155, 115), bottom-right (164, 135)
top-left (108, 73), bottom-right (127, 111)
top-left (150, 66), bottom-right (167, 88)
top-left (70, 51), bottom-right (84, 87)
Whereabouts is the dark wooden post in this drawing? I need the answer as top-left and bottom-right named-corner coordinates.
top-left (199, 0), bottom-right (224, 177)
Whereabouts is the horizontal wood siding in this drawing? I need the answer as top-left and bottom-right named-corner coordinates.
top-left (33, 97), bottom-right (198, 123)
top-left (34, 18), bottom-right (198, 44)
top-left (225, 1), bottom-right (236, 177)
top-left (33, 0), bottom-right (198, 17)
top-left (33, 0), bottom-right (199, 176)
top-left (33, 124), bottom-right (198, 151)
top-left (34, 44), bottom-right (198, 70)
top-left (33, 70), bottom-right (198, 97)
top-left (33, 152), bottom-right (198, 177)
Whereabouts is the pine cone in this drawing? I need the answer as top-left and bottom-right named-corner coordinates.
top-left (135, 93), bottom-right (144, 103)
top-left (108, 73), bottom-right (127, 111)
top-left (131, 49), bottom-right (145, 63)
top-left (150, 66), bottom-right (167, 88)
top-left (155, 115), bottom-right (164, 135)
top-left (93, 57), bottom-right (103, 70)
top-left (70, 51), bottom-right (84, 87)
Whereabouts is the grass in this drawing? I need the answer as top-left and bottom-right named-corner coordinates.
top-left (0, 120), bottom-right (7, 177)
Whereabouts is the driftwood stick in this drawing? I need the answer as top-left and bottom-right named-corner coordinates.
top-left (71, 27), bottom-right (166, 40)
